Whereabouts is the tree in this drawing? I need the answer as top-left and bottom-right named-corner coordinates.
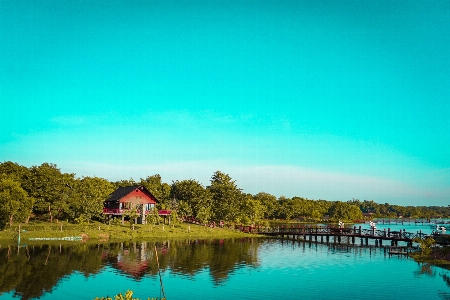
top-left (207, 171), bottom-right (243, 222)
top-left (253, 192), bottom-right (277, 219)
top-left (114, 178), bottom-right (137, 188)
top-left (170, 179), bottom-right (212, 222)
top-left (140, 175), bottom-right (171, 208)
top-left (146, 207), bottom-right (162, 225)
top-left (71, 176), bottom-right (115, 222)
top-left (23, 163), bottom-right (75, 222)
top-left (278, 196), bottom-right (295, 220)
top-left (0, 161), bottom-right (30, 182)
top-left (327, 201), bottom-right (363, 221)
top-left (238, 194), bottom-right (265, 225)
top-left (413, 237), bottom-right (436, 256)
top-left (0, 176), bottom-right (34, 228)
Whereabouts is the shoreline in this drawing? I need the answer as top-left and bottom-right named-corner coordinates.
top-left (0, 222), bottom-right (259, 245)
top-left (2, 221), bottom-right (449, 271)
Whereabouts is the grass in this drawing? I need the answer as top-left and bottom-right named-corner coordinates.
top-left (0, 220), bottom-right (259, 244)
top-left (409, 248), bottom-right (450, 270)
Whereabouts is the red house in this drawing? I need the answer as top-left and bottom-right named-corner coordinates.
top-left (103, 185), bottom-right (171, 224)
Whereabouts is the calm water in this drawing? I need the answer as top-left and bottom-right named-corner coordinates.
top-left (0, 222), bottom-right (449, 300)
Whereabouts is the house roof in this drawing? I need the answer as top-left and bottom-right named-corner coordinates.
top-left (105, 185), bottom-right (159, 203)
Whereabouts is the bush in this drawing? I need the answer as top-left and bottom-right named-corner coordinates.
top-left (413, 237), bottom-right (436, 256)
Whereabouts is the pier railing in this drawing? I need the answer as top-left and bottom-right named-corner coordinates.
top-left (256, 226), bottom-right (429, 241)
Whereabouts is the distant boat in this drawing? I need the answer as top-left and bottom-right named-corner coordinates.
top-left (431, 223), bottom-right (450, 230)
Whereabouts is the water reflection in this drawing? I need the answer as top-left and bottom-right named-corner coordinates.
top-left (0, 238), bottom-right (260, 299)
top-left (415, 263), bottom-right (437, 277)
top-left (0, 243), bottom-right (104, 299)
top-left (1, 238), bottom-right (450, 300)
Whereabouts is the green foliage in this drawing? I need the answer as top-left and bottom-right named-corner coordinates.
top-left (114, 178), bottom-right (138, 188)
top-left (109, 217), bottom-right (123, 226)
top-left (75, 277), bottom-right (158, 299)
top-left (71, 176), bottom-right (115, 222)
top-left (0, 161), bottom-right (30, 183)
top-left (140, 175), bottom-right (171, 208)
top-left (253, 192), bottom-right (278, 219)
top-left (22, 163), bottom-right (75, 221)
top-left (74, 214), bottom-right (89, 225)
top-left (146, 208), bottom-right (162, 225)
top-left (94, 290), bottom-right (150, 300)
top-left (207, 171), bottom-right (243, 222)
top-left (413, 237), bottom-right (436, 256)
top-left (170, 179), bottom-right (212, 221)
top-left (328, 201), bottom-right (363, 221)
top-left (123, 208), bottom-right (140, 225)
top-left (0, 176), bottom-right (34, 228)
top-left (175, 200), bottom-right (193, 219)
top-left (169, 210), bottom-right (179, 224)
top-left (3, 161), bottom-right (450, 227)
top-left (239, 194), bottom-right (265, 225)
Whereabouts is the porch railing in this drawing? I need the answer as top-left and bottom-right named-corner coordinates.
top-left (103, 208), bottom-right (172, 215)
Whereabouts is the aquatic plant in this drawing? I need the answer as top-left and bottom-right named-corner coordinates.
top-left (94, 289), bottom-right (165, 300)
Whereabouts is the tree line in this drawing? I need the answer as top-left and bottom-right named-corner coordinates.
top-left (0, 161), bottom-right (449, 229)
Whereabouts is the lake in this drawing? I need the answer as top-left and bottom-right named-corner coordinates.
top-left (0, 222), bottom-right (449, 299)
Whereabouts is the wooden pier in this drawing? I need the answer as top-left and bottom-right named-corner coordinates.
top-left (255, 225), bottom-right (434, 246)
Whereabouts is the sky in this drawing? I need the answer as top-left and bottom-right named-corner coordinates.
top-left (1, 0), bottom-right (449, 206)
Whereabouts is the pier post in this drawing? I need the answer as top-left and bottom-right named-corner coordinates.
top-left (326, 235), bottom-right (329, 244)
top-left (352, 237), bottom-right (355, 245)
top-left (375, 239), bottom-right (378, 247)
top-left (321, 236), bottom-right (323, 243)
top-left (380, 239), bottom-right (383, 247)
top-left (365, 237), bottom-right (368, 246)
top-left (338, 235), bottom-right (341, 244)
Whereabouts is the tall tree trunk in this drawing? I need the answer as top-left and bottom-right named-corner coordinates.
top-left (9, 214), bottom-right (13, 227)
top-left (49, 204), bottom-right (53, 223)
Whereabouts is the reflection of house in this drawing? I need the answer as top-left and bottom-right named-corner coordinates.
top-left (103, 185), bottom-right (172, 224)
top-left (111, 242), bottom-right (152, 279)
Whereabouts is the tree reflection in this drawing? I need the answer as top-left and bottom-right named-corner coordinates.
top-left (441, 273), bottom-right (450, 287)
top-left (0, 243), bottom-right (105, 299)
top-left (414, 263), bottom-right (436, 277)
top-left (0, 238), bottom-right (261, 299)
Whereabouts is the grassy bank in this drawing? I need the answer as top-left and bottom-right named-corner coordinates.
top-left (409, 248), bottom-right (450, 270)
top-left (0, 221), bottom-right (259, 244)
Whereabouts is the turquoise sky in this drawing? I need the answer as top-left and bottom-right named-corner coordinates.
top-left (1, 0), bottom-right (449, 206)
